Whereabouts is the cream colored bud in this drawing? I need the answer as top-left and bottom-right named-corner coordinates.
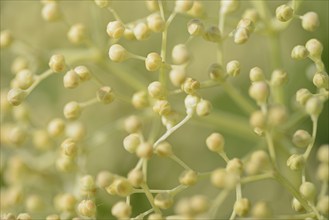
top-left (9, 126), bottom-right (27, 146)
top-left (209, 63), bottom-right (226, 81)
top-left (172, 44), bottom-right (190, 65)
top-left (61, 138), bottom-right (78, 157)
top-left (145, 52), bottom-right (162, 71)
top-left (153, 100), bottom-right (171, 116)
top-left (313, 72), bottom-right (328, 89)
top-left (169, 68), bottom-right (187, 86)
top-left (11, 56), bottom-right (29, 74)
top-left (317, 145), bottom-right (329, 163)
top-left (206, 132), bottom-right (225, 153)
top-left (292, 130), bottom-right (312, 148)
top-left (0, 30), bottom-right (13, 48)
top-left (67, 121), bottom-right (87, 141)
top-left (249, 66), bottom-right (265, 82)
top-left (46, 214), bottom-right (60, 220)
top-left (271, 69), bottom-right (288, 86)
top-left (184, 94), bottom-right (200, 115)
top-left (317, 163), bottom-right (329, 182)
top-left (96, 170), bottom-right (115, 188)
top-left (203, 26), bottom-right (221, 42)
top-left (26, 194), bottom-right (43, 212)
top-left (63, 101), bottom-right (81, 120)
top-left (161, 111), bottom-right (179, 129)
top-left (63, 70), bottom-right (80, 89)
top-left (291, 45), bottom-right (309, 59)
top-left (74, 65), bottom-right (91, 81)
top-left (42, 2), bottom-right (60, 21)
top-left (111, 178), bottom-right (133, 197)
top-left (220, 0), bottom-right (239, 14)
top-left (147, 13), bottom-right (165, 32)
top-left (234, 198), bottom-right (250, 217)
top-left (2, 213), bottom-right (16, 220)
top-left (249, 81), bottom-right (269, 104)
top-left (190, 195), bottom-right (209, 214)
top-left (292, 197), bottom-right (304, 212)
top-left (47, 118), bottom-right (65, 137)
top-left (124, 28), bottom-right (135, 40)
top-left (55, 193), bottom-right (76, 212)
top-left (302, 12), bottom-right (320, 32)
top-left (134, 22), bottom-right (150, 40)
top-left (250, 110), bottom-right (266, 132)
top-left (268, 105), bottom-right (288, 127)
top-left (111, 201), bottom-right (132, 219)
top-left (94, 0), bottom-right (109, 8)
top-left (234, 28), bottom-right (249, 44)
top-left (123, 133), bottom-right (140, 153)
top-left (287, 154), bottom-right (305, 171)
top-left (246, 151), bottom-right (270, 175)
top-left (211, 169), bottom-right (232, 189)
top-left (49, 54), bottom-right (66, 73)
top-left (179, 170), bottom-right (198, 186)
top-left (145, 0), bottom-right (159, 12)
top-left (243, 8), bottom-right (259, 23)
top-left (299, 182), bottom-right (316, 201)
top-left (80, 175), bottom-right (96, 195)
top-left (296, 88), bottom-right (312, 106)
top-left (148, 81), bottom-right (166, 99)
top-left (97, 86), bottom-right (115, 104)
top-left (15, 69), bottom-right (34, 90)
top-left (187, 1), bottom-right (205, 18)
top-left (317, 196), bottom-right (329, 215)
top-left (276, 4), bottom-right (293, 22)
top-left (305, 97), bottom-right (323, 117)
top-left (107, 21), bottom-right (125, 39)
top-left (175, 0), bottom-right (193, 13)
top-left (155, 141), bottom-right (173, 157)
top-left (251, 201), bottom-right (272, 218)
top-left (226, 60), bottom-right (240, 77)
top-left (109, 44), bottom-right (129, 62)
top-left (128, 169), bottom-right (144, 187)
top-left (226, 158), bottom-right (243, 175)
top-left (124, 115), bottom-right (142, 133)
top-left (187, 19), bottom-right (204, 36)
top-left (17, 213), bottom-right (31, 220)
top-left (155, 193), bottom-right (174, 209)
top-left (33, 130), bottom-right (52, 150)
top-left (136, 142), bottom-right (153, 159)
top-left (7, 88), bottom-right (27, 106)
top-left (237, 18), bottom-right (254, 33)
top-left (56, 155), bottom-right (76, 172)
top-left (132, 91), bottom-right (149, 109)
top-left (305, 38), bottom-right (323, 58)
top-left (67, 23), bottom-right (87, 44)
top-left (196, 99), bottom-right (212, 116)
top-left (181, 78), bottom-right (200, 94)
top-left (77, 200), bottom-right (96, 217)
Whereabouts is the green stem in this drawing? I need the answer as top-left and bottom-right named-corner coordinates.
top-left (303, 117), bottom-right (318, 160)
top-left (141, 183), bottom-right (162, 215)
top-left (241, 172), bottom-right (274, 184)
top-left (170, 154), bottom-right (192, 171)
top-left (26, 69), bottom-right (54, 95)
top-left (208, 190), bottom-right (230, 218)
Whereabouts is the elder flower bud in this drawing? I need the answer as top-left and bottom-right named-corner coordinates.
top-left (234, 198), bottom-right (250, 217)
top-left (271, 69), bottom-right (288, 86)
top-left (49, 54), bottom-right (66, 73)
top-left (136, 142), bottom-right (153, 159)
top-left (305, 38), bottom-right (323, 58)
top-left (196, 99), bottom-right (212, 116)
top-left (292, 130), bottom-right (312, 148)
top-left (124, 115), bottom-right (142, 133)
top-left (97, 86), bottom-right (115, 104)
top-left (296, 88), bottom-right (312, 106)
top-left (67, 23), bottom-right (87, 44)
top-left (226, 60), bottom-right (241, 77)
top-left (276, 4), bottom-right (294, 22)
top-left (123, 133), bottom-right (140, 153)
top-left (63, 101), bottom-right (81, 120)
top-left (203, 26), bottom-right (221, 42)
top-left (249, 66), bottom-right (265, 82)
top-left (155, 141), bottom-right (173, 157)
top-left (299, 181), bottom-right (316, 201)
top-left (7, 88), bottom-right (27, 106)
top-left (220, 0), bottom-right (239, 15)
top-left (134, 22), bottom-right (150, 40)
top-left (291, 45), bottom-right (309, 60)
top-left (109, 44), bottom-right (129, 62)
top-left (169, 68), bottom-right (187, 86)
top-left (249, 81), bottom-right (269, 104)
top-left (96, 170), bottom-right (115, 188)
top-left (107, 21), bottom-right (125, 39)
top-left (63, 70), bottom-right (80, 89)
top-left (77, 199), bottom-right (96, 217)
top-left (305, 96), bottom-right (323, 118)
top-left (148, 81), bottom-right (166, 99)
top-left (42, 2), bottom-right (61, 22)
top-left (234, 27), bottom-right (250, 44)
top-left (153, 100), bottom-right (171, 116)
top-left (0, 30), bottom-right (13, 48)
top-left (313, 72), bottom-right (328, 89)
top-left (154, 193), bottom-right (174, 209)
top-left (132, 91), bottom-right (149, 109)
top-left (301, 12), bottom-right (320, 32)
top-left (147, 13), bottom-right (165, 32)
top-left (47, 118), bottom-right (65, 137)
top-left (317, 196), bottom-right (329, 215)
top-left (179, 170), bottom-right (198, 186)
top-left (172, 44), bottom-right (190, 65)
top-left (317, 145), bottom-right (329, 163)
top-left (16, 69), bottom-right (35, 90)
top-left (74, 65), bottom-right (91, 81)
top-left (111, 201), bottom-right (132, 219)
top-left (175, 0), bottom-right (193, 13)
top-left (187, 19), bottom-right (204, 36)
top-left (287, 154), bottom-right (305, 171)
top-left (209, 63), bottom-right (226, 81)
top-left (145, 52), bottom-right (162, 72)
top-left (206, 132), bottom-right (225, 153)
top-left (127, 169), bottom-right (144, 187)
top-left (94, 0), bottom-right (110, 8)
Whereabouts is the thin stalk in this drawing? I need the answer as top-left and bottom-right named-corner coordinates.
top-left (208, 190), bottom-right (230, 218)
top-left (79, 98), bottom-right (98, 108)
top-left (303, 117), bottom-right (318, 159)
top-left (170, 154), bottom-right (192, 171)
top-left (241, 172), bottom-right (274, 184)
top-left (26, 69), bottom-right (54, 95)
top-left (141, 183), bottom-right (162, 215)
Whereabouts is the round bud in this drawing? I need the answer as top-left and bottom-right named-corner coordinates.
top-left (249, 110), bottom-right (266, 132)
top-left (56, 155), bottom-right (76, 172)
top-left (210, 169), bottom-right (226, 188)
top-left (301, 12), bottom-right (320, 32)
top-left (305, 97), bottom-right (323, 117)
top-left (111, 201), bottom-right (132, 219)
top-left (296, 88), bottom-right (312, 106)
top-left (145, 52), bottom-right (162, 72)
top-left (181, 78), bottom-right (200, 94)
top-left (49, 54), bottom-right (66, 73)
top-left (172, 44), bottom-right (190, 65)
top-left (15, 69), bottom-right (35, 90)
top-left (123, 28), bottom-right (135, 40)
top-left (154, 193), bottom-right (174, 209)
top-left (41, 2), bottom-right (60, 22)
top-left (111, 178), bottom-right (133, 197)
top-left (61, 138), bottom-right (78, 157)
top-left (292, 130), bottom-right (312, 148)
top-left (187, 19), bottom-right (204, 36)
top-left (305, 39), bottom-right (323, 58)
top-left (179, 170), bottom-right (198, 186)
top-left (237, 18), bottom-right (254, 33)
top-left (17, 213), bottom-right (31, 220)
top-left (203, 26), bottom-right (221, 42)
top-left (249, 66), bottom-right (265, 82)
top-left (7, 88), bottom-right (27, 106)
top-left (127, 169), bottom-right (144, 187)
top-left (316, 196), bottom-right (329, 215)
top-left (155, 141), bottom-right (173, 157)
top-left (270, 69), bottom-right (288, 86)
top-left (275, 4), bottom-right (293, 22)
top-left (169, 68), bottom-right (187, 86)
top-left (292, 197), bottom-right (304, 212)
top-left (63, 101), bottom-right (81, 120)
top-left (26, 194), bottom-right (43, 212)
top-left (8, 126), bottom-right (27, 146)
top-left (148, 81), bottom-right (166, 99)
top-left (249, 81), bottom-right (269, 104)
top-left (107, 21), bottom-right (125, 39)
top-left (189, 195), bottom-right (209, 214)
top-left (291, 45), bottom-right (309, 60)
top-left (226, 60), bottom-right (241, 77)
top-left (55, 193), bottom-right (76, 212)
top-left (77, 200), bottom-right (96, 217)
top-left (147, 13), bottom-right (165, 32)
top-left (63, 70), bottom-right (80, 89)
top-left (313, 72), bottom-right (328, 89)
top-left (47, 118), bottom-right (65, 137)
top-left (66, 121), bottom-right (86, 141)
top-left (136, 142), bottom-right (153, 159)
top-left (267, 105), bottom-right (288, 127)
top-left (234, 27), bottom-right (249, 44)
top-left (145, 0), bottom-right (159, 12)
top-left (97, 86), bottom-right (115, 104)
top-left (287, 154), bottom-right (305, 171)
top-left (134, 22), bottom-right (150, 40)
top-left (317, 145), bottom-right (329, 163)
top-left (196, 99), bottom-right (212, 116)
top-left (11, 56), bottom-right (29, 74)
top-left (74, 65), bottom-right (91, 81)
top-left (94, 0), bottom-right (110, 8)
top-left (206, 132), bottom-right (225, 153)
top-left (175, 0), bottom-right (193, 13)
top-left (220, 0), bottom-right (239, 14)
top-left (124, 115), bottom-right (142, 133)
top-left (187, 1), bottom-right (205, 18)
top-left (153, 100), bottom-right (171, 116)
top-left (226, 158), bottom-right (243, 175)
top-left (184, 94), bottom-right (200, 115)
top-left (246, 150), bottom-right (270, 175)
top-left (299, 181), bottom-right (316, 201)
top-left (132, 91), bottom-right (149, 109)
top-left (251, 201), bottom-right (271, 218)
top-left (243, 8), bottom-right (259, 23)
top-left (123, 133), bottom-right (140, 153)
top-left (96, 170), bottom-right (115, 188)
top-left (109, 44), bottom-right (129, 62)
top-left (209, 63), bottom-right (226, 81)
top-left (33, 129), bottom-right (52, 150)
top-left (80, 175), bottom-right (96, 195)
top-left (317, 163), bottom-right (329, 182)
top-left (67, 23), bottom-right (87, 44)
top-left (234, 198), bottom-right (250, 217)
top-left (0, 30), bottom-right (13, 48)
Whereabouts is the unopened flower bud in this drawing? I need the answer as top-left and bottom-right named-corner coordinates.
top-left (136, 142), bottom-right (153, 159)
top-left (111, 201), bottom-right (132, 219)
top-left (317, 145), bottom-right (329, 163)
top-left (276, 4), bottom-right (293, 22)
top-left (234, 27), bottom-right (249, 44)
top-left (0, 30), bottom-right (13, 48)
top-left (226, 60), bottom-right (241, 77)
top-left (123, 133), bottom-right (140, 153)
top-left (317, 163), bottom-right (329, 182)
top-left (107, 21), bottom-right (125, 39)
top-left (169, 68), bottom-right (187, 86)
top-left (271, 69), bottom-right (288, 86)
top-left (127, 169), bottom-right (144, 187)
top-left (47, 118), bottom-right (65, 137)
top-left (287, 154), bottom-right (305, 171)
top-left (301, 12), bottom-right (320, 32)
top-left (155, 142), bottom-right (173, 157)
top-left (61, 138), bottom-right (78, 157)
top-left (124, 115), bottom-right (142, 133)
top-left (299, 181), bottom-right (316, 201)
top-left (313, 72), bottom-right (328, 89)
top-left (145, 52), bottom-right (162, 71)
top-left (203, 26), bottom-right (221, 42)
top-left (154, 193), bottom-right (174, 209)
top-left (249, 66), bottom-right (265, 82)
top-left (296, 88), bottom-right (312, 106)
top-left (292, 197), bottom-right (304, 212)
top-left (187, 1), bottom-right (205, 18)
top-left (109, 44), bottom-right (129, 62)
top-left (96, 170), bottom-right (115, 188)
top-left (134, 22), bottom-right (150, 40)
top-left (42, 2), bottom-right (61, 22)
top-left (74, 65), bottom-right (91, 81)
top-left (172, 44), bottom-right (190, 65)
top-left (187, 19), bottom-right (204, 36)
top-left (209, 63), bottom-right (226, 81)
top-left (147, 13), bottom-right (165, 32)
top-left (153, 100), bottom-right (171, 116)
top-left (63, 70), bottom-right (80, 89)
top-left (292, 130), bottom-right (312, 148)
top-left (316, 196), bottom-right (329, 215)
top-left (305, 97), bottom-right (323, 117)
top-left (249, 81), bottom-right (269, 104)
top-left (291, 45), bottom-right (309, 59)
top-left (175, 0), bottom-right (193, 13)
top-left (63, 101), bottom-right (81, 120)
top-left (67, 23), bottom-right (87, 44)
top-left (251, 201), bottom-right (272, 218)
top-left (16, 69), bottom-right (35, 90)
top-left (132, 91), bottom-right (149, 109)
top-left (220, 0), bottom-right (239, 14)
top-left (226, 158), bottom-right (243, 175)
top-left (179, 170), bottom-right (198, 186)
top-left (49, 54), bottom-right (66, 73)
top-left (196, 99), bottom-right (212, 116)
top-left (7, 88), bottom-right (27, 106)
top-left (97, 86), bottom-right (115, 104)
top-left (206, 132), bottom-right (225, 153)
top-left (305, 39), bottom-right (323, 58)
top-left (77, 200), bottom-right (96, 217)
top-left (234, 198), bottom-right (250, 217)
top-left (94, 0), bottom-right (110, 8)
top-left (181, 78), bottom-right (200, 94)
